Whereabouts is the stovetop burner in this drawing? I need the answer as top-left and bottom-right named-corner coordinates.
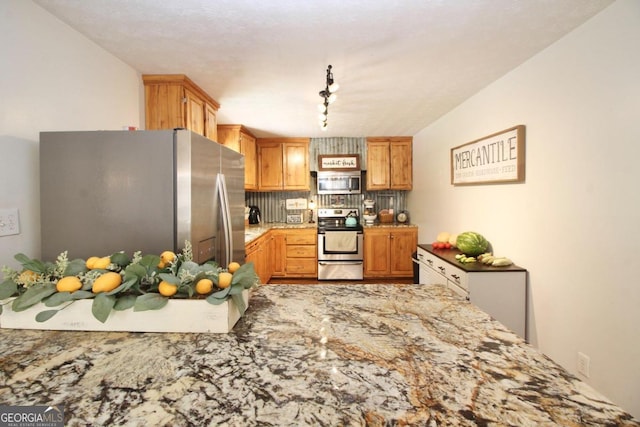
top-left (317, 208), bottom-right (363, 233)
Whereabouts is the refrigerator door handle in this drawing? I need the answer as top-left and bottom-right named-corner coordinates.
top-left (216, 173), bottom-right (233, 265)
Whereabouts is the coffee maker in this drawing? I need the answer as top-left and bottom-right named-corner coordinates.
top-left (248, 206), bottom-right (261, 224)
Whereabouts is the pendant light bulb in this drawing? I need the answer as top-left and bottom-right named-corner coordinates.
top-left (316, 65), bottom-right (338, 130)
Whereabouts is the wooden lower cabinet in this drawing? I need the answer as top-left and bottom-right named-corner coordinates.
top-left (245, 232), bottom-right (273, 284)
top-left (364, 227), bottom-right (418, 278)
top-left (271, 229), bottom-right (317, 279)
top-left (270, 230), bottom-right (287, 277)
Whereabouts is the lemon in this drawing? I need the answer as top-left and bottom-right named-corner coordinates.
top-left (92, 272), bottom-right (122, 293)
top-left (228, 262), bottom-right (241, 274)
top-left (158, 250), bottom-right (176, 268)
top-left (195, 278), bottom-right (213, 295)
top-left (18, 270), bottom-right (39, 284)
top-left (91, 256), bottom-right (111, 270)
top-left (217, 272), bottom-right (233, 289)
top-left (158, 280), bottom-right (178, 296)
top-left (56, 276), bottom-right (82, 292)
top-left (85, 256), bottom-right (100, 269)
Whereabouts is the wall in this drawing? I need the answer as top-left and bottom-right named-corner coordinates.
top-left (409, 0), bottom-right (639, 418)
top-left (0, 1), bottom-right (141, 269)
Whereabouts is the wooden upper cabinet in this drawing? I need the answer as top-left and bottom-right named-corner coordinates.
top-left (257, 140), bottom-right (284, 190)
top-left (366, 141), bottom-right (391, 190)
top-left (143, 74), bottom-right (219, 141)
top-left (366, 137), bottom-right (413, 190)
top-left (257, 138), bottom-right (309, 191)
top-left (204, 103), bottom-right (218, 142)
top-left (185, 88), bottom-right (205, 136)
top-left (217, 125), bottom-right (258, 191)
top-left (283, 141), bottom-right (310, 190)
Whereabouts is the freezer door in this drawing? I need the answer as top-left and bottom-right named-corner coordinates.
top-left (40, 130), bottom-right (176, 260)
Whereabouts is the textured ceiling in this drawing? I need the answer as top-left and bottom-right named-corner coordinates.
top-left (34, 0), bottom-right (613, 138)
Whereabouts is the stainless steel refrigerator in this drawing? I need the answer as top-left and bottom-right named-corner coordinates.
top-left (40, 129), bottom-right (245, 265)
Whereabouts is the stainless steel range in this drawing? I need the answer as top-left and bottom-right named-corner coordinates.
top-left (317, 208), bottom-right (364, 280)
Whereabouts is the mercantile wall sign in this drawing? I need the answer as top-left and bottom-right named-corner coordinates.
top-left (451, 125), bottom-right (525, 185)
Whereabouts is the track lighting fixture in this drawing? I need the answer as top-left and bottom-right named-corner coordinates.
top-left (318, 65), bottom-right (339, 130)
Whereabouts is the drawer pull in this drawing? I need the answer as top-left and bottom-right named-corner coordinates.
top-left (451, 274), bottom-right (461, 283)
top-left (438, 266), bottom-right (446, 274)
top-left (427, 259), bottom-right (433, 266)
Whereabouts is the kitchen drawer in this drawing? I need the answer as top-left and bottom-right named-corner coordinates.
top-left (417, 247), bottom-right (440, 271)
top-left (286, 232), bottom-right (316, 245)
top-left (441, 261), bottom-right (468, 292)
top-left (418, 248), bottom-right (468, 291)
top-left (286, 258), bottom-right (317, 274)
top-left (286, 245), bottom-right (316, 258)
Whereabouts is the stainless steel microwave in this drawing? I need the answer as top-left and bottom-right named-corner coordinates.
top-left (317, 171), bottom-right (362, 194)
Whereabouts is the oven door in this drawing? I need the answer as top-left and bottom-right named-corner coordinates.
top-left (317, 232), bottom-right (363, 261)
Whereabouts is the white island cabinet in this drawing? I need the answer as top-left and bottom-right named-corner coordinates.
top-left (416, 244), bottom-right (527, 340)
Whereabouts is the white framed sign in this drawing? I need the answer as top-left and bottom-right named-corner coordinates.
top-left (318, 154), bottom-right (360, 171)
top-left (451, 125), bottom-right (525, 185)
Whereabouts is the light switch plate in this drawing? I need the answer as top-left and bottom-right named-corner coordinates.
top-left (0, 208), bottom-right (20, 237)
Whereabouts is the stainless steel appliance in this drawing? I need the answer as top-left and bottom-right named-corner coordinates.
top-left (39, 129), bottom-right (245, 265)
top-left (316, 171), bottom-right (361, 195)
top-left (248, 206), bottom-right (261, 224)
top-left (317, 208), bottom-right (364, 280)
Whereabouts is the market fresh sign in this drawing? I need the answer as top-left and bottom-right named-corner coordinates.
top-left (451, 125), bottom-right (525, 185)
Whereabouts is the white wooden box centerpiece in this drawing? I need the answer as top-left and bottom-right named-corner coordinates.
top-left (0, 244), bottom-right (258, 334)
top-left (1, 290), bottom-right (249, 333)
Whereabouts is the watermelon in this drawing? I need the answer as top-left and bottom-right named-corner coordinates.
top-left (455, 232), bottom-right (489, 256)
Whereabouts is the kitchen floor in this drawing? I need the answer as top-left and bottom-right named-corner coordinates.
top-left (267, 278), bottom-right (414, 285)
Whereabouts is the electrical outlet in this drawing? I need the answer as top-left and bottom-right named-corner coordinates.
top-left (0, 208), bottom-right (20, 237)
top-left (577, 352), bottom-right (590, 377)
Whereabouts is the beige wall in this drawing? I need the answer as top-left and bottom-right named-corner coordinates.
top-left (0, 0), bottom-right (142, 269)
top-left (1, 0), bottom-right (638, 419)
top-left (409, 0), bottom-right (640, 418)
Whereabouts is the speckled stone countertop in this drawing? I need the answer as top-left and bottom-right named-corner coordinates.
top-left (1, 284), bottom-right (637, 426)
top-left (245, 222), bottom-right (416, 244)
top-left (244, 222), bottom-right (316, 244)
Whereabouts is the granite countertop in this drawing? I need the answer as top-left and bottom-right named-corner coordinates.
top-left (362, 223), bottom-right (417, 229)
top-left (245, 222), bottom-right (416, 244)
top-left (245, 222), bottom-right (317, 244)
top-left (1, 284), bottom-right (637, 426)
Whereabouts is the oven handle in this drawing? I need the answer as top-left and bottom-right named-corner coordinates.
top-left (318, 261), bottom-right (363, 265)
